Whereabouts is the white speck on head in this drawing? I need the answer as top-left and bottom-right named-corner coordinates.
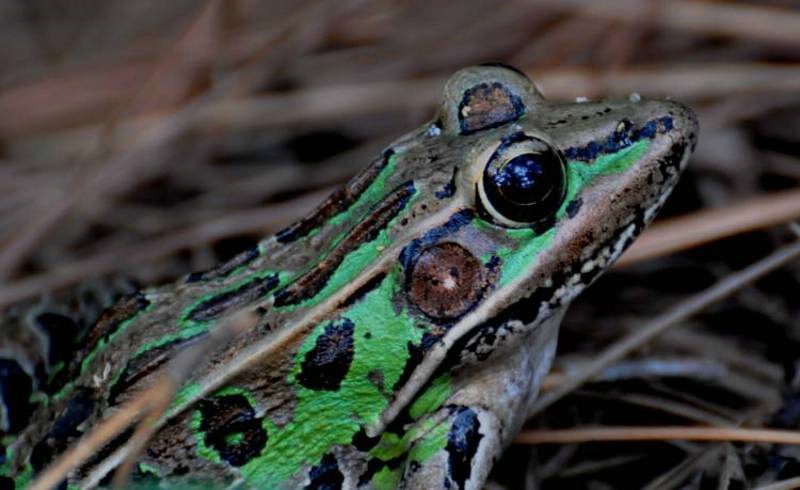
top-left (575, 96), bottom-right (589, 103)
top-left (628, 92), bottom-right (641, 103)
top-left (427, 124), bottom-right (441, 137)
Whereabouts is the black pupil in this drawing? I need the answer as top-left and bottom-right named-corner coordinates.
top-left (482, 144), bottom-right (566, 224)
top-left (492, 153), bottom-right (556, 205)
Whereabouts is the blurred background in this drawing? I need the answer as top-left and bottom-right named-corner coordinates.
top-left (1, 1), bottom-right (800, 488)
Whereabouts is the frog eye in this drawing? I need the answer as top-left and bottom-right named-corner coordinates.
top-left (478, 135), bottom-right (567, 227)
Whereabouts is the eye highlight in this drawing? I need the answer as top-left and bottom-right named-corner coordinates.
top-left (479, 134), bottom-right (567, 227)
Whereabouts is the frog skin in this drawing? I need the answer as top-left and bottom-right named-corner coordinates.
top-left (2, 65), bottom-right (698, 489)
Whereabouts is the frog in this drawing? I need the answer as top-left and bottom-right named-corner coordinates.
top-left (1, 64), bottom-right (698, 489)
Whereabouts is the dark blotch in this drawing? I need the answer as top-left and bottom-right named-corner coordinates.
top-left (458, 82), bottom-right (525, 135)
top-left (392, 333), bottom-right (441, 393)
top-left (566, 198), bottom-right (583, 219)
top-left (435, 167), bottom-right (458, 199)
top-left (197, 394), bottom-right (267, 467)
top-left (34, 313), bottom-right (79, 366)
top-left (31, 387), bottom-right (95, 474)
top-left (307, 453), bottom-right (345, 489)
top-left (187, 273), bottom-right (278, 322)
top-left (351, 427), bottom-right (381, 452)
top-left (0, 359), bottom-right (33, 433)
top-left (446, 406), bottom-right (483, 489)
top-left (297, 319), bottom-right (355, 391)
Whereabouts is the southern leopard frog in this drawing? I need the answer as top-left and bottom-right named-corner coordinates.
top-left (2, 65), bottom-right (698, 489)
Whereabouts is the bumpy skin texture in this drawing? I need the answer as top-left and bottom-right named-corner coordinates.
top-left (3, 65), bottom-right (698, 489)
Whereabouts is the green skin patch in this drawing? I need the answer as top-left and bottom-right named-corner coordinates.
top-left (192, 268), bottom-right (436, 485)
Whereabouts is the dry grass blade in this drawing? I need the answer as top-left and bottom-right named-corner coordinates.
top-left (755, 476), bottom-right (800, 490)
top-left (0, 188), bottom-right (330, 310)
top-left (515, 427), bottom-right (800, 445)
top-left (30, 311), bottom-right (258, 490)
top-left (617, 189), bottom-right (800, 267)
top-left (516, 426), bottom-right (800, 445)
top-left (529, 0), bottom-right (800, 45)
top-left (528, 239), bottom-right (800, 418)
top-left (0, 0), bottom-right (223, 281)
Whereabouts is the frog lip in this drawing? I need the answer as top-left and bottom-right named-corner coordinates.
top-left (659, 99), bottom-right (700, 156)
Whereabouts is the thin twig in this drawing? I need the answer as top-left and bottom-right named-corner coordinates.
top-left (516, 425), bottom-right (800, 445)
top-left (528, 239), bottom-right (800, 418)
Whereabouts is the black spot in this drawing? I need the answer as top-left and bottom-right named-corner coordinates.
top-left (392, 333), bottom-right (441, 393)
top-left (0, 359), bottom-right (34, 433)
top-left (297, 319), bottom-right (355, 391)
top-left (51, 388), bottom-right (95, 440)
top-left (0, 476), bottom-right (13, 490)
top-left (186, 273), bottom-right (279, 322)
top-left (31, 387), bottom-right (96, 476)
top-left (367, 370), bottom-right (385, 391)
top-left (435, 167), bottom-right (458, 199)
top-left (445, 406), bottom-right (483, 489)
top-left (34, 313), bottom-right (80, 366)
top-left (351, 428), bottom-right (381, 452)
top-left (657, 141), bottom-right (687, 184)
top-left (186, 245), bottom-right (260, 283)
top-left (357, 454), bottom-right (407, 487)
top-left (197, 394), bottom-right (267, 467)
top-left (307, 453), bottom-right (345, 489)
top-left (566, 198), bottom-right (583, 219)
